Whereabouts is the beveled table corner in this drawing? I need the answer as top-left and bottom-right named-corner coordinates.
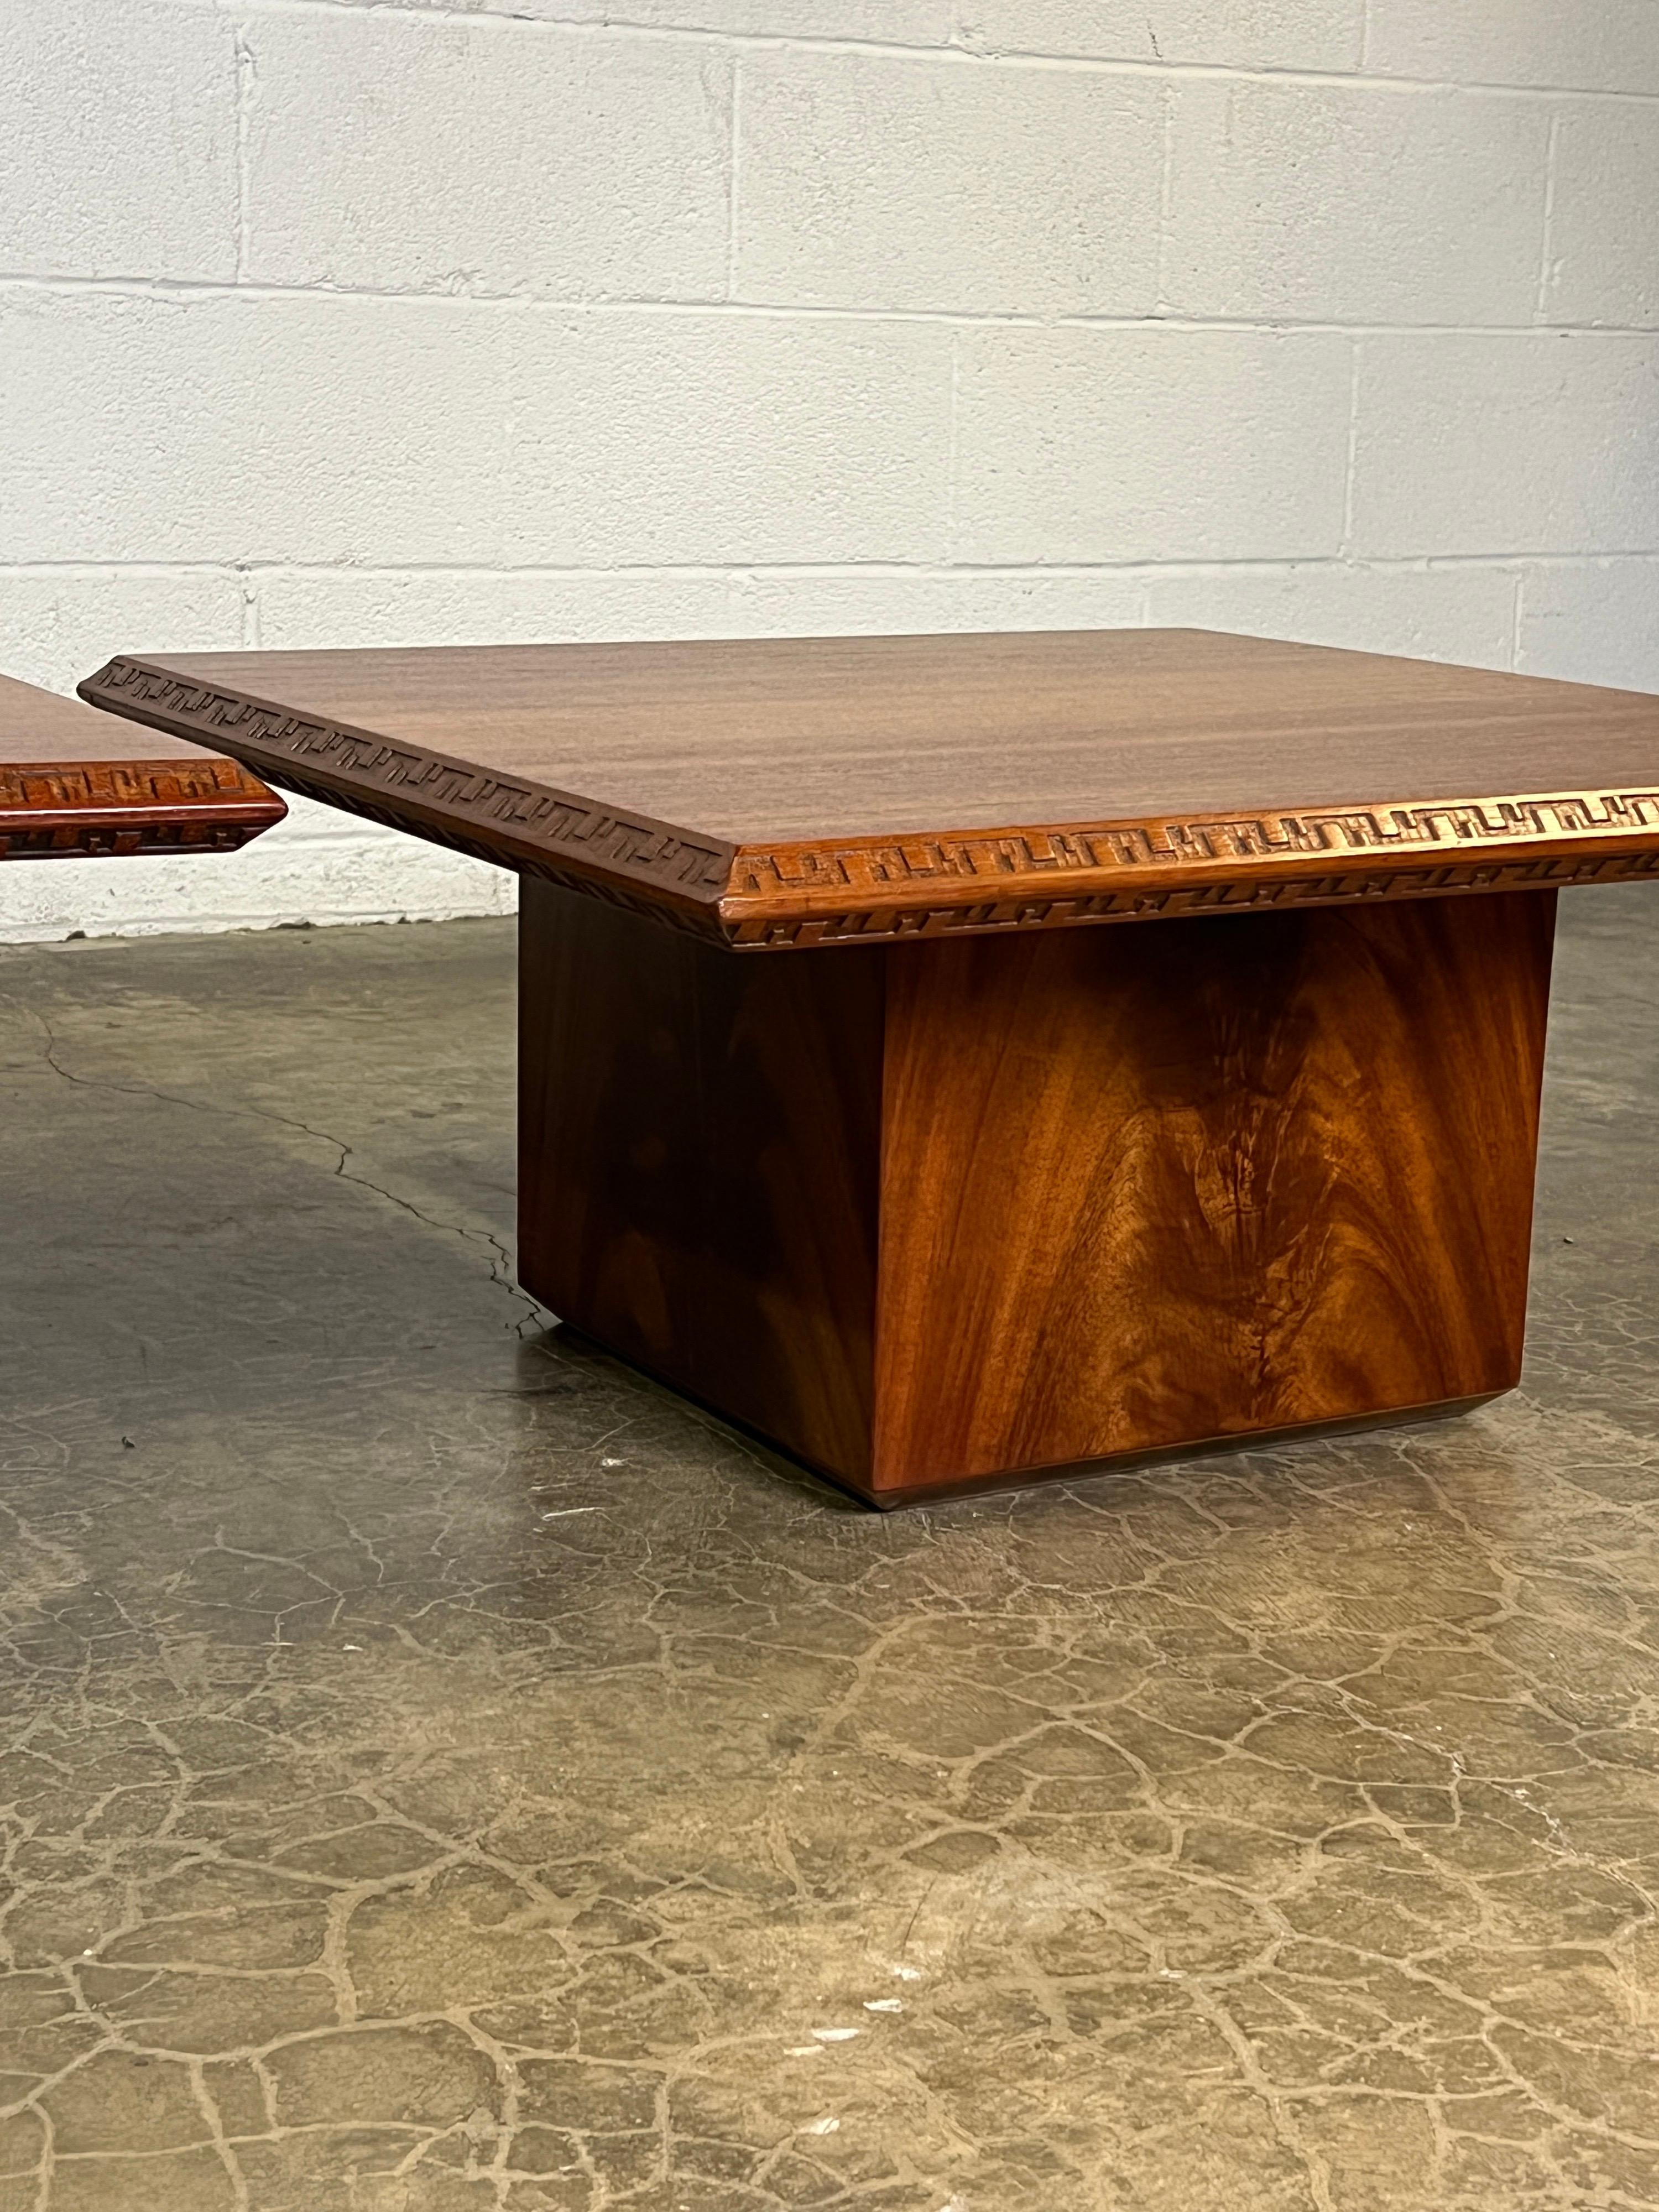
top-left (79, 628), bottom-right (1659, 1507)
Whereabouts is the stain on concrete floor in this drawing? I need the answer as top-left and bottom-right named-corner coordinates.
top-left (1, 888), bottom-right (1658, 2211)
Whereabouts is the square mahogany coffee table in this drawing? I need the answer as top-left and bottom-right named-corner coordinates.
top-left (81, 630), bottom-right (1659, 1507)
top-left (1, 671), bottom-right (281, 862)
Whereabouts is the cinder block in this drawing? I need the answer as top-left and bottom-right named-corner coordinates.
top-left (1, 293), bottom-right (512, 565)
top-left (0, 821), bottom-right (516, 944)
top-left (959, 0), bottom-right (1364, 69)
top-left (1350, 335), bottom-right (1659, 557)
top-left (953, 327), bottom-right (1352, 564)
top-left (246, 14), bottom-right (731, 301)
top-left (0, 569), bottom-right (513, 942)
top-left (726, 568), bottom-right (1147, 634)
top-left (1517, 560), bottom-right (1659, 693)
top-left (1166, 81), bottom-right (1548, 325)
top-left (0, 571), bottom-right (246, 699)
top-left (735, 51), bottom-right (1162, 314)
top-left (505, 312), bottom-right (953, 564)
top-left (315, 0), bottom-right (955, 38)
top-left (257, 567), bottom-right (1152, 652)
top-left (1144, 562), bottom-right (1518, 667)
top-left (1365, 0), bottom-right (1659, 95)
top-left (1543, 107), bottom-right (1659, 330)
top-left (253, 568), bottom-right (736, 649)
top-left (0, 0), bottom-right (237, 281)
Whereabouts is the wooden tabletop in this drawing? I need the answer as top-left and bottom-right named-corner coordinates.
top-left (79, 629), bottom-right (1659, 947)
top-left (2, 672), bottom-right (284, 862)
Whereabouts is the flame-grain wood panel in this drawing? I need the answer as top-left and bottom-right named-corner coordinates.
top-left (872, 893), bottom-right (1556, 1500)
top-left (516, 881), bottom-right (1556, 1506)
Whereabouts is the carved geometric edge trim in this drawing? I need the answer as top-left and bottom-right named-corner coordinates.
top-left (721, 791), bottom-right (1659, 945)
top-left (81, 658), bottom-right (734, 914)
top-left (0, 820), bottom-right (274, 862)
top-left (724, 847), bottom-right (1659, 948)
top-left (229, 755), bottom-right (736, 942)
top-left (0, 757), bottom-right (285, 863)
top-left (729, 791), bottom-right (1659, 897)
top-left (0, 757), bottom-right (281, 813)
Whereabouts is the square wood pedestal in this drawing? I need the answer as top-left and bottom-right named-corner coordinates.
top-left (520, 878), bottom-right (1557, 1507)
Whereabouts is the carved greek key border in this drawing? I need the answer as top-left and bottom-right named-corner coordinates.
top-left (0, 758), bottom-right (274, 812)
top-left (82, 659), bottom-right (733, 908)
top-left (0, 819), bottom-right (272, 862)
top-left (0, 756), bottom-right (283, 866)
top-left (731, 792), bottom-right (1659, 902)
top-left (248, 757), bottom-right (734, 941)
top-left (726, 849), bottom-right (1659, 948)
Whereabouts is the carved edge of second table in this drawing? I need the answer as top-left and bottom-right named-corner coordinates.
top-left (0, 755), bottom-right (286, 861)
top-left (80, 657), bottom-right (1659, 948)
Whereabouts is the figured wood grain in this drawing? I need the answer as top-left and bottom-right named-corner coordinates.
top-left (0, 671), bottom-right (284, 859)
top-left (79, 633), bottom-right (1659, 944)
top-left (872, 893), bottom-right (1557, 1499)
top-left (518, 878), bottom-right (885, 1484)
top-left (516, 879), bottom-right (1555, 1505)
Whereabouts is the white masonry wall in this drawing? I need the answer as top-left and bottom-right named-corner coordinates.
top-left (3, 0), bottom-right (1658, 940)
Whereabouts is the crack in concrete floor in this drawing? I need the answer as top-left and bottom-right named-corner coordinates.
top-left (0, 895), bottom-right (1657, 2210)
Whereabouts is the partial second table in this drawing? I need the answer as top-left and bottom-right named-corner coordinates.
top-left (1, 672), bottom-right (283, 863)
top-left (80, 628), bottom-right (1659, 1506)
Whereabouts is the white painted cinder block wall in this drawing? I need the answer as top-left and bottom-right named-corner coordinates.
top-left (3, 0), bottom-right (1657, 940)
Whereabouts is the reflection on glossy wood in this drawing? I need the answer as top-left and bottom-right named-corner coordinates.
top-left (518, 883), bottom-right (1556, 1507)
top-left (874, 891), bottom-right (1556, 1499)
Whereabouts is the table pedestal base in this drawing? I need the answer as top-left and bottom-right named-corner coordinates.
top-left (519, 883), bottom-right (1556, 1508)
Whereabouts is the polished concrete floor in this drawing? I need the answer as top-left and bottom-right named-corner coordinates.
top-left (1, 889), bottom-right (1658, 2212)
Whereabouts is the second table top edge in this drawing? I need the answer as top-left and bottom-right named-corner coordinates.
top-left (1, 666), bottom-right (285, 859)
